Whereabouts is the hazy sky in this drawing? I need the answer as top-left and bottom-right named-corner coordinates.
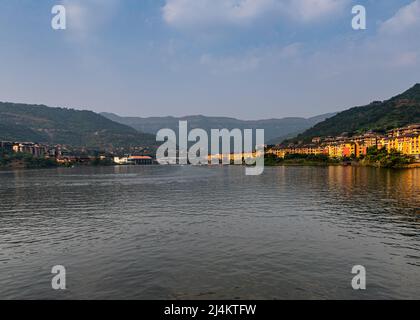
top-left (0, 0), bottom-right (419, 119)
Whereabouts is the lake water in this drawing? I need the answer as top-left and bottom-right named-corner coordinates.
top-left (0, 165), bottom-right (419, 299)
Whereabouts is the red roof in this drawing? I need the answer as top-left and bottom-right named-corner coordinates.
top-left (128, 156), bottom-right (152, 160)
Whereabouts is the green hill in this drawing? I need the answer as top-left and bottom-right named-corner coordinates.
top-left (289, 84), bottom-right (420, 143)
top-left (101, 112), bottom-right (336, 144)
top-left (0, 102), bottom-right (156, 149)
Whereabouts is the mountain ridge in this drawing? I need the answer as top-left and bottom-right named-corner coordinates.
top-left (101, 112), bottom-right (337, 144)
top-left (0, 102), bottom-right (156, 149)
top-left (286, 83), bottom-right (420, 144)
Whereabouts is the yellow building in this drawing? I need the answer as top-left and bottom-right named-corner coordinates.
top-left (208, 151), bottom-right (263, 163)
top-left (268, 124), bottom-right (420, 161)
top-left (387, 134), bottom-right (420, 159)
top-left (411, 135), bottom-right (420, 157)
top-left (266, 148), bottom-right (286, 158)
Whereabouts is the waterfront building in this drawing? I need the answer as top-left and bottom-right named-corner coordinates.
top-left (127, 156), bottom-right (153, 165)
top-left (114, 156), bottom-right (129, 165)
top-left (208, 151), bottom-right (263, 163)
top-left (269, 124), bottom-right (420, 161)
top-left (386, 134), bottom-right (420, 159)
top-left (114, 155), bottom-right (153, 165)
top-left (12, 142), bottom-right (48, 158)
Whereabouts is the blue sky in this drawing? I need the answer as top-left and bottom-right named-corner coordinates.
top-left (0, 0), bottom-right (419, 119)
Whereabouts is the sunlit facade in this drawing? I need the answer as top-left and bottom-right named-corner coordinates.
top-left (268, 124), bottom-right (420, 160)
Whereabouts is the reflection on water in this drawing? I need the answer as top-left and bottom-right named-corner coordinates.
top-left (0, 166), bottom-right (419, 299)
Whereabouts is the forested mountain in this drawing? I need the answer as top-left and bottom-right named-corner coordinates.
top-left (288, 84), bottom-right (420, 143)
top-left (0, 102), bottom-right (156, 149)
top-left (102, 112), bottom-right (336, 144)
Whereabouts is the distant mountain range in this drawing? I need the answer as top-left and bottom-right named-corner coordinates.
top-left (101, 112), bottom-right (336, 144)
top-left (287, 83), bottom-right (420, 144)
top-left (0, 101), bottom-right (334, 150)
top-left (0, 102), bottom-right (156, 149)
top-left (2, 83), bottom-right (418, 151)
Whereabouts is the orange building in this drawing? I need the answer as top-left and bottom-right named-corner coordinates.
top-left (270, 124), bottom-right (420, 161)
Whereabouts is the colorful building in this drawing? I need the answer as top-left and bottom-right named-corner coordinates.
top-left (12, 142), bottom-right (48, 158)
top-left (269, 124), bottom-right (420, 161)
top-left (114, 155), bottom-right (154, 165)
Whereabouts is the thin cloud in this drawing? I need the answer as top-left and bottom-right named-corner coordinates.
top-left (62, 0), bottom-right (120, 41)
top-left (286, 0), bottom-right (349, 22)
top-left (162, 0), bottom-right (349, 29)
top-left (200, 53), bottom-right (261, 74)
top-left (379, 0), bottom-right (420, 35)
top-left (199, 43), bottom-right (303, 74)
top-left (392, 52), bottom-right (418, 67)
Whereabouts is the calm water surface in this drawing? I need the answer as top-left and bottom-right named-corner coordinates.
top-left (0, 165), bottom-right (419, 299)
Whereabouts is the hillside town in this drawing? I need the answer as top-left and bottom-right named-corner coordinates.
top-left (0, 141), bottom-right (154, 167)
top-left (267, 124), bottom-right (420, 161)
top-left (1, 123), bottom-right (420, 168)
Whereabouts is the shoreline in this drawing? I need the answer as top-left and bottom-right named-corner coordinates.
top-left (265, 161), bottom-right (420, 169)
top-left (2, 162), bottom-right (420, 171)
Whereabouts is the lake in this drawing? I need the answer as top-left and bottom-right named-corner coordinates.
top-left (0, 165), bottom-right (419, 299)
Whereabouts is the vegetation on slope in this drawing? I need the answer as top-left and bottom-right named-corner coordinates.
top-left (288, 84), bottom-right (420, 143)
top-left (102, 112), bottom-right (336, 143)
top-left (361, 147), bottom-right (414, 168)
top-left (0, 102), bottom-right (156, 149)
top-left (0, 149), bottom-right (57, 169)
